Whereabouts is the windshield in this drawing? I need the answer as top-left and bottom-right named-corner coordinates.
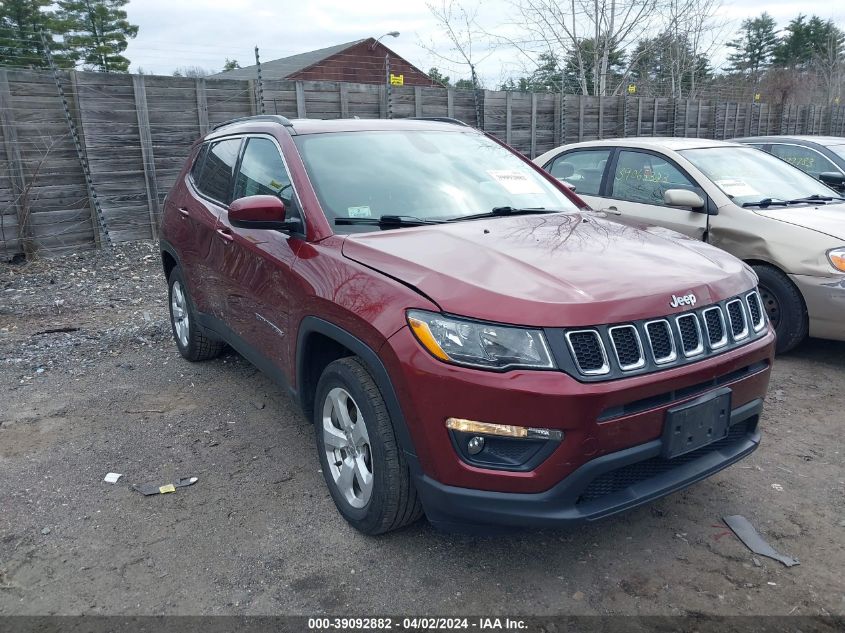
top-left (679, 146), bottom-right (838, 206)
top-left (294, 130), bottom-right (579, 233)
top-left (827, 144), bottom-right (845, 161)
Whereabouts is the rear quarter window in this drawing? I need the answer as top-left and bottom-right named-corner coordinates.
top-left (190, 144), bottom-right (208, 182)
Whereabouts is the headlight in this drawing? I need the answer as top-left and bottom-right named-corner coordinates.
top-left (406, 310), bottom-right (554, 370)
top-left (829, 248), bottom-right (845, 272)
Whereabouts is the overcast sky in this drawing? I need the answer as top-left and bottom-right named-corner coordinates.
top-left (123, 0), bottom-right (844, 84)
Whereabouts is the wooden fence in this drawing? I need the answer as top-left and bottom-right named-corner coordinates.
top-left (2, 67), bottom-right (845, 258)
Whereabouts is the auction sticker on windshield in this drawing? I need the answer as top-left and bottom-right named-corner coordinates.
top-left (347, 206), bottom-right (372, 218)
top-left (487, 170), bottom-right (544, 195)
top-left (715, 179), bottom-right (760, 198)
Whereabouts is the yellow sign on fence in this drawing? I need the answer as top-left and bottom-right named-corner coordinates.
top-left (627, 83), bottom-right (637, 95)
top-left (390, 73), bottom-right (404, 86)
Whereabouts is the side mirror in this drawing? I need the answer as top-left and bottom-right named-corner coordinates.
top-left (229, 195), bottom-right (299, 231)
top-left (819, 172), bottom-right (845, 189)
top-left (664, 188), bottom-right (705, 210)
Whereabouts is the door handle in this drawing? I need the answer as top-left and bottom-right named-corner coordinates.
top-left (177, 207), bottom-right (190, 218)
top-left (604, 206), bottom-right (622, 215)
top-left (216, 227), bottom-right (234, 243)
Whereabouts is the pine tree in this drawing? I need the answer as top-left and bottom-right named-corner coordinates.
top-left (427, 67), bottom-right (451, 87)
top-left (222, 58), bottom-right (240, 72)
top-left (726, 13), bottom-right (778, 81)
top-left (57, 0), bottom-right (138, 72)
top-left (0, 0), bottom-right (70, 68)
top-left (563, 39), bottom-right (625, 95)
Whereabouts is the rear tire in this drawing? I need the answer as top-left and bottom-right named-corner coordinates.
top-left (314, 357), bottom-right (423, 535)
top-left (167, 266), bottom-right (225, 361)
top-left (753, 264), bottom-right (807, 354)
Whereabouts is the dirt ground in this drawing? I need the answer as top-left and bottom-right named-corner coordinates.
top-left (1, 242), bottom-right (844, 617)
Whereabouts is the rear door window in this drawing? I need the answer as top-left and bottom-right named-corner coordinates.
top-left (768, 144), bottom-right (838, 179)
top-left (194, 138), bottom-right (242, 204)
top-left (611, 150), bottom-right (703, 206)
top-left (545, 149), bottom-right (611, 195)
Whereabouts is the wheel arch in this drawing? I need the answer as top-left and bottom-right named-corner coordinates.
top-left (160, 239), bottom-right (181, 281)
top-left (295, 317), bottom-right (418, 462)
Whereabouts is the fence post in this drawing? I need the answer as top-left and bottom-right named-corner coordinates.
top-left (0, 69), bottom-right (34, 258)
top-left (339, 83), bottom-right (349, 118)
top-left (295, 81), bottom-right (306, 118)
top-left (132, 75), bottom-right (160, 236)
top-left (598, 95), bottom-right (604, 139)
top-left (578, 96), bottom-right (585, 141)
top-left (695, 100), bottom-right (702, 138)
top-left (414, 86), bottom-right (423, 118)
top-left (505, 91), bottom-right (512, 144)
top-left (652, 97), bottom-right (658, 135)
top-left (553, 93), bottom-right (562, 145)
top-left (636, 98), bottom-right (642, 136)
top-left (622, 96), bottom-right (628, 137)
top-left (196, 78), bottom-right (209, 134)
top-left (447, 89), bottom-right (455, 118)
top-left (530, 92), bottom-right (537, 158)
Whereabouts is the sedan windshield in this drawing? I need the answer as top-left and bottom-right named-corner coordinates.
top-left (680, 146), bottom-right (839, 207)
top-left (827, 144), bottom-right (845, 161)
top-left (294, 130), bottom-right (579, 233)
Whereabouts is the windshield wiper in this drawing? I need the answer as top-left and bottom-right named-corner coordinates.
top-left (446, 206), bottom-right (559, 222)
top-left (784, 194), bottom-right (845, 204)
top-left (741, 198), bottom-right (791, 208)
top-left (334, 215), bottom-right (445, 229)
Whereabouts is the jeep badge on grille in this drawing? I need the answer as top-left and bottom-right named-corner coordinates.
top-left (670, 293), bottom-right (697, 308)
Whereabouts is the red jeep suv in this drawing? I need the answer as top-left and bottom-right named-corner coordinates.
top-left (160, 116), bottom-right (775, 534)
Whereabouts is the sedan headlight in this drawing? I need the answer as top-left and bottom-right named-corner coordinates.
top-left (829, 248), bottom-right (845, 272)
top-left (406, 310), bottom-right (554, 370)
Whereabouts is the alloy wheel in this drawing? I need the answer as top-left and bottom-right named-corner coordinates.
top-left (321, 387), bottom-right (373, 509)
top-left (171, 280), bottom-right (190, 348)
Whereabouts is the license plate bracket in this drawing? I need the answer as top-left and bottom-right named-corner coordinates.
top-left (662, 387), bottom-right (732, 459)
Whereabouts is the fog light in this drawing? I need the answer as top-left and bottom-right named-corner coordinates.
top-left (445, 417), bottom-right (563, 441)
top-left (467, 436), bottom-right (485, 455)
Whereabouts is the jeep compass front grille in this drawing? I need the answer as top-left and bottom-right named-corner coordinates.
top-left (645, 320), bottom-right (675, 363)
top-left (609, 325), bottom-right (645, 370)
top-left (676, 314), bottom-right (703, 356)
top-left (703, 306), bottom-right (727, 348)
top-left (556, 290), bottom-right (767, 382)
top-left (746, 292), bottom-right (764, 331)
top-left (565, 330), bottom-right (608, 374)
top-left (726, 299), bottom-right (749, 339)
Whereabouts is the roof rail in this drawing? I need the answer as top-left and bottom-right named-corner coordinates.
top-left (211, 114), bottom-right (294, 131)
top-left (408, 117), bottom-right (470, 127)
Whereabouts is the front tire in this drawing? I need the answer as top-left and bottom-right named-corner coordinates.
top-left (167, 266), bottom-right (224, 361)
top-left (753, 264), bottom-right (807, 354)
top-left (314, 357), bottom-right (422, 534)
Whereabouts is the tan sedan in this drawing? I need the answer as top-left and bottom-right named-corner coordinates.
top-left (535, 138), bottom-right (845, 352)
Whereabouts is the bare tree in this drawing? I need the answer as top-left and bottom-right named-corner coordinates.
top-left (422, 0), bottom-right (497, 89)
top-left (1, 135), bottom-right (68, 260)
top-left (660, 0), bottom-right (726, 98)
top-left (510, 0), bottom-right (659, 95)
top-left (814, 27), bottom-right (845, 104)
top-left (422, 0), bottom-right (500, 124)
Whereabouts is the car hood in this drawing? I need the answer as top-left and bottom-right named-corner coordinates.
top-left (754, 203), bottom-right (845, 240)
top-left (341, 213), bottom-right (757, 326)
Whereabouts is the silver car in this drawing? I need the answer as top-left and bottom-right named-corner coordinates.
top-left (535, 138), bottom-right (845, 352)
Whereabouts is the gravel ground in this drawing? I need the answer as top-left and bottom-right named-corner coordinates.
top-left (1, 242), bottom-right (844, 617)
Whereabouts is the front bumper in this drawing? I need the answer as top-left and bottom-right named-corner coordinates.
top-left (791, 273), bottom-right (845, 341)
top-left (380, 324), bottom-right (774, 528)
top-left (414, 399), bottom-right (761, 530)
